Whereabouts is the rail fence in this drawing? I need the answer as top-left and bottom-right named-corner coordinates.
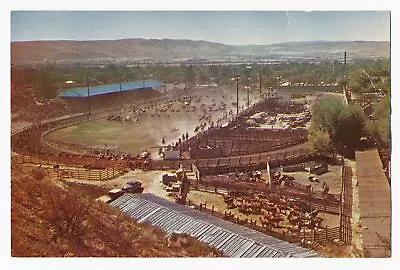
top-left (13, 94), bottom-right (185, 157)
top-left (180, 127), bottom-right (308, 159)
top-left (189, 165), bottom-right (351, 243)
top-left (187, 200), bottom-right (342, 246)
top-left (191, 178), bottom-right (340, 215)
top-left (151, 147), bottom-right (317, 172)
top-left (374, 134), bottom-right (391, 183)
top-left (339, 165), bottom-right (353, 243)
top-left (52, 167), bottom-right (126, 181)
top-left (13, 154), bottom-right (126, 181)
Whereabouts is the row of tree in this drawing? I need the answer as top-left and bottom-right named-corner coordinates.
top-left (309, 93), bottom-right (390, 156)
top-left (309, 96), bottom-right (366, 156)
top-left (11, 58), bottom-right (389, 100)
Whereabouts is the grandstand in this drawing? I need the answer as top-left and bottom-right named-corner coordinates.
top-left (59, 79), bottom-right (163, 112)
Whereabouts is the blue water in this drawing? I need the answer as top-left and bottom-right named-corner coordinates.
top-left (59, 79), bottom-right (162, 97)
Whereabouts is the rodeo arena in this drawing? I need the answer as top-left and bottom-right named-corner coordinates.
top-left (11, 77), bottom-right (390, 258)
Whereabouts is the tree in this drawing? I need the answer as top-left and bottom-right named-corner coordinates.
top-left (310, 96), bottom-right (366, 151)
top-left (369, 95), bottom-right (390, 144)
top-left (308, 128), bottom-right (333, 155)
top-left (34, 68), bottom-right (58, 99)
top-left (185, 65), bottom-right (195, 88)
top-left (311, 96), bottom-right (346, 137)
top-left (335, 105), bottom-right (366, 148)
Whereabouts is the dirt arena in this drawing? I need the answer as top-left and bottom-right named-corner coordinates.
top-left (46, 87), bottom-right (261, 157)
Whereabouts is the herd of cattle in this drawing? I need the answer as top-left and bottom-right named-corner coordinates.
top-left (223, 191), bottom-right (324, 233)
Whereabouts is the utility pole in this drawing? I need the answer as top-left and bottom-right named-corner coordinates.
top-left (120, 82), bottom-right (123, 110)
top-left (235, 75), bottom-right (240, 115)
top-left (164, 76), bottom-right (167, 97)
top-left (87, 79), bottom-right (91, 116)
top-left (344, 50), bottom-right (347, 92)
top-left (267, 69), bottom-right (270, 98)
top-left (259, 72), bottom-right (262, 100)
top-left (343, 50), bottom-right (350, 104)
top-left (247, 76), bottom-right (250, 108)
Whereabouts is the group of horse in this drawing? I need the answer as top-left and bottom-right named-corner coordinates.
top-left (106, 114), bottom-right (132, 122)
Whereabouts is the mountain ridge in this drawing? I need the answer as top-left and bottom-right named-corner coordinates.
top-left (11, 38), bottom-right (390, 66)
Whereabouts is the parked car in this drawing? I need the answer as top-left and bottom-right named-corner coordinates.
top-left (310, 163), bottom-right (328, 175)
top-left (122, 181), bottom-right (144, 193)
top-left (108, 188), bottom-right (124, 199)
top-left (127, 180), bottom-right (142, 187)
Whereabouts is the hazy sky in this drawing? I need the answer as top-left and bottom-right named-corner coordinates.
top-left (11, 11), bottom-right (390, 45)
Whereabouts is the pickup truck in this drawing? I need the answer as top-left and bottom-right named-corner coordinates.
top-left (122, 181), bottom-right (144, 193)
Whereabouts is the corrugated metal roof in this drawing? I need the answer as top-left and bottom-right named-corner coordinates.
top-left (110, 193), bottom-right (319, 258)
top-left (59, 79), bottom-right (162, 97)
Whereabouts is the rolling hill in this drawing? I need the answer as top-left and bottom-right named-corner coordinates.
top-left (11, 38), bottom-right (390, 66)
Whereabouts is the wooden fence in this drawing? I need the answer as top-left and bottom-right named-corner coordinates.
top-left (192, 178), bottom-right (340, 215)
top-left (151, 147), bottom-right (315, 172)
top-left (339, 165), bottom-right (353, 243)
top-left (53, 167), bottom-right (125, 181)
top-left (182, 128), bottom-right (308, 159)
top-left (187, 200), bottom-right (342, 246)
top-left (13, 155), bottom-right (126, 181)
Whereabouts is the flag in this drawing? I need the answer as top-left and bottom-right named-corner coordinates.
top-left (266, 157), bottom-right (271, 185)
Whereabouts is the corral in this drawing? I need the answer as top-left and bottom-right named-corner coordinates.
top-left (44, 87), bottom-right (257, 156)
top-left (110, 193), bottom-right (319, 258)
top-left (11, 84), bottom-right (354, 256)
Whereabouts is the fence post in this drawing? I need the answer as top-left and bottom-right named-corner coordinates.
top-left (325, 225), bottom-right (328, 242)
top-left (99, 170), bottom-right (101, 181)
top-left (212, 205), bottom-right (214, 215)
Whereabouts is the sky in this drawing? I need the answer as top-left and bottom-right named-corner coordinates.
top-left (3, 2), bottom-right (400, 270)
top-left (11, 11), bottom-right (390, 45)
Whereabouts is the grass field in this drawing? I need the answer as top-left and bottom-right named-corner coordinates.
top-left (47, 117), bottom-right (196, 154)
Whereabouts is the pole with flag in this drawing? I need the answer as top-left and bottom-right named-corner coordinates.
top-left (266, 157), bottom-right (271, 186)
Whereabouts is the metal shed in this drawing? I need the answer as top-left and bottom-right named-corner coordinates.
top-left (59, 79), bottom-right (162, 97)
top-left (110, 193), bottom-right (319, 258)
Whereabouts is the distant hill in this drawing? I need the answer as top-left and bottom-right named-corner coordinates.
top-left (11, 38), bottom-right (390, 66)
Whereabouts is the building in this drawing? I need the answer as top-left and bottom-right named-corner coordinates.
top-left (59, 79), bottom-right (163, 112)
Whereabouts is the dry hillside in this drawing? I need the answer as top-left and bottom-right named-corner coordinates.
top-left (11, 39), bottom-right (390, 66)
top-left (11, 162), bottom-right (222, 257)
